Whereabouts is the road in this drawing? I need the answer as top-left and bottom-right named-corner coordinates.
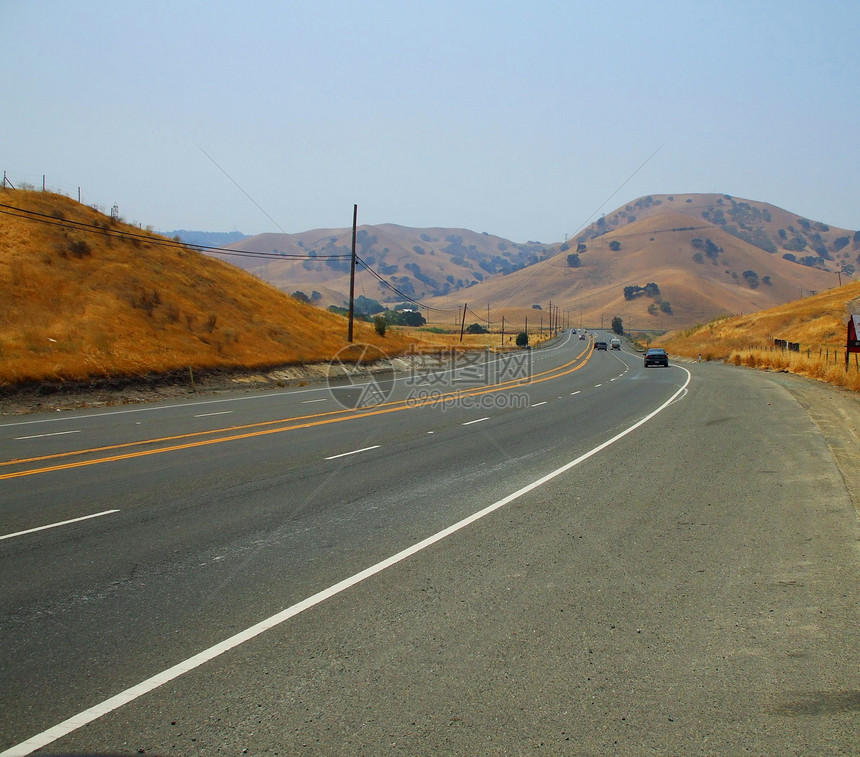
top-left (1, 332), bottom-right (858, 755)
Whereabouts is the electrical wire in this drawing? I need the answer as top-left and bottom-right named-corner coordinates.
top-left (0, 202), bottom-right (351, 260)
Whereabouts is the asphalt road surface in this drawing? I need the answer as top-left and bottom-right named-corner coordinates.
top-left (1, 332), bottom-right (858, 755)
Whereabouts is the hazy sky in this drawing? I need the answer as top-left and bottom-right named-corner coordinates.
top-left (5, 0), bottom-right (859, 242)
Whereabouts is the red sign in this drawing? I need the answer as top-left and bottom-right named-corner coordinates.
top-left (848, 315), bottom-right (860, 352)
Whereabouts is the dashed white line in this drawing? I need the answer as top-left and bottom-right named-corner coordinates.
top-left (13, 430), bottom-right (80, 441)
top-left (532, 401), bottom-right (548, 407)
top-left (324, 445), bottom-right (381, 460)
top-left (570, 390), bottom-right (581, 396)
top-left (594, 384), bottom-right (602, 388)
top-left (462, 417), bottom-right (489, 426)
top-left (302, 398), bottom-right (327, 404)
top-left (193, 411), bottom-right (234, 418)
top-left (0, 509), bottom-right (120, 542)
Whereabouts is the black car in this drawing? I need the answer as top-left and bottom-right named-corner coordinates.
top-left (595, 341), bottom-right (608, 351)
top-left (644, 348), bottom-right (669, 367)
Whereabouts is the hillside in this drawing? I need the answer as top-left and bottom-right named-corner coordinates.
top-left (658, 280), bottom-right (860, 393)
top-left (0, 189), bottom-right (414, 387)
top-left (214, 225), bottom-right (554, 307)
top-left (421, 194), bottom-right (855, 329)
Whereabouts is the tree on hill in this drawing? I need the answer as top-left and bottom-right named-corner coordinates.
top-left (466, 323), bottom-right (489, 334)
top-left (566, 253), bottom-right (581, 268)
top-left (609, 240), bottom-right (621, 251)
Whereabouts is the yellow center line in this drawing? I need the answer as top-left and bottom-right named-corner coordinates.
top-left (1, 346), bottom-right (593, 480)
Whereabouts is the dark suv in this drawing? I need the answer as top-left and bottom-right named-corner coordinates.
top-left (595, 341), bottom-right (608, 351)
top-left (644, 348), bottom-right (669, 367)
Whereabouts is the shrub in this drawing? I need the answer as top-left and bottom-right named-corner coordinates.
top-left (373, 315), bottom-right (386, 337)
top-left (515, 331), bottom-right (529, 347)
top-left (466, 323), bottom-right (488, 334)
top-left (609, 240), bottom-right (621, 251)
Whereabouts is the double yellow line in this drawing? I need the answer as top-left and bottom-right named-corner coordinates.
top-left (1, 346), bottom-right (593, 480)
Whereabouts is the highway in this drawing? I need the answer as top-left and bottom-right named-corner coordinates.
top-left (1, 331), bottom-right (858, 755)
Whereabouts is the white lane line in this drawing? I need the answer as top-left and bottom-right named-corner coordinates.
top-left (594, 383), bottom-right (602, 388)
top-left (1, 367), bottom-right (692, 757)
top-left (193, 411), bottom-right (234, 418)
top-left (0, 509), bottom-right (120, 542)
top-left (302, 398), bottom-right (327, 404)
top-left (324, 445), bottom-right (381, 460)
top-left (13, 430), bottom-right (80, 441)
top-left (571, 390), bottom-right (581, 396)
top-left (532, 401), bottom-right (548, 407)
top-left (462, 417), bottom-right (489, 426)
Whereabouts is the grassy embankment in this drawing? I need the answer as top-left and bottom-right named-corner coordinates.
top-left (658, 281), bottom-right (860, 392)
top-left (0, 189), bottom-right (420, 387)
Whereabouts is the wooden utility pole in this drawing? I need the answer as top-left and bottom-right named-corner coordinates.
top-left (347, 204), bottom-right (357, 342)
top-left (501, 316), bottom-right (505, 346)
top-left (460, 302), bottom-right (468, 342)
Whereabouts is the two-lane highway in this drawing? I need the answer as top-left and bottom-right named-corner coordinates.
top-left (2, 332), bottom-right (857, 755)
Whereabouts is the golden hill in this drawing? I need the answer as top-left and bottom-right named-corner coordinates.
top-left (659, 280), bottom-right (860, 392)
top-left (421, 197), bottom-right (852, 329)
top-left (215, 225), bottom-right (554, 308)
top-left (0, 189), bottom-right (414, 387)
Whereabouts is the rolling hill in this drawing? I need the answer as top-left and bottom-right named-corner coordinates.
top-left (422, 193), bottom-right (857, 329)
top-left (215, 225), bottom-right (554, 308)
top-left (0, 189), bottom-right (413, 387)
top-left (211, 193), bottom-right (856, 331)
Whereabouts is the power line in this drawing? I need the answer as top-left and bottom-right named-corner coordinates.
top-left (353, 253), bottom-right (457, 313)
top-left (0, 202), bottom-right (350, 260)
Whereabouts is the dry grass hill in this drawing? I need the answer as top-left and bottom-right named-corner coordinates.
top-left (421, 194), bottom-right (855, 329)
top-left (0, 189), bottom-right (414, 387)
top-left (215, 225), bottom-right (554, 308)
top-left (659, 280), bottom-right (860, 393)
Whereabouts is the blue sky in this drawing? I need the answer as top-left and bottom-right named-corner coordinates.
top-left (4, 0), bottom-right (859, 242)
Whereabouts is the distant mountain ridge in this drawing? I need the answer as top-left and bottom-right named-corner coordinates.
top-left (161, 229), bottom-right (250, 248)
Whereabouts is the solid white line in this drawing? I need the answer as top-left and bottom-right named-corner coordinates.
top-left (462, 417), bottom-right (489, 425)
top-left (324, 445), bottom-right (381, 460)
top-left (531, 401), bottom-right (548, 407)
top-left (193, 411), bottom-right (234, 418)
top-left (0, 509), bottom-right (120, 542)
top-left (13, 430), bottom-right (80, 441)
top-left (0, 367), bottom-right (691, 757)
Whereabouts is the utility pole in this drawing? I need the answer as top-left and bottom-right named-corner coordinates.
top-left (347, 204), bottom-right (357, 342)
top-left (487, 303), bottom-right (490, 332)
top-left (460, 302), bottom-right (468, 342)
top-left (501, 316), bottom-right (505, 346)
top-left (548, 301), bottom-right (552, 334)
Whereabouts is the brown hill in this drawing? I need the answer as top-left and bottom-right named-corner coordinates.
top-left (0, 189), bottom-right (413, 386)
top-left (659, 280), bottom-right (860, 393)
top-left (215, 225), bottom-right (554, 308)
top-left (421, 195), bottom-right (854, 329)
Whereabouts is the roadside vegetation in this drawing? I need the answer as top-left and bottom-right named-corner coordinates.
top-left (658, 281), bottom-right (860, 392)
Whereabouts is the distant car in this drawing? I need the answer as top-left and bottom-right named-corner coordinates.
top-left (595, 341), bottom-right (608, 351)
top-left (644, 348), bottom-right (669, 367)
top-left (579, 334), bottom-right (586, 340)
top-left (610, 338), bottom-right (621, 350)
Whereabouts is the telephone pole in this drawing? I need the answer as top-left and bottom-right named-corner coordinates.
top-left (347, 204), bottom-right (357, 342)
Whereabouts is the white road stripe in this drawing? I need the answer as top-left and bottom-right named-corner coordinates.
top-left (193, 411), bottom-right (234, 418)
top-left (0, 509), bottom-right (120, 542)
top-left (324, 445), bottom-right (381, 460)
top-left (570, 390), bottom-right (581, 396)
top-left (0, 367), bottom-right (691, 757)
top-left (532, 401), bottom-right (547, 407)
top-left (13, 430), bottom-right (80, 441)
top-left (302, 399), bottom-right (327, 404)
top-left (462, 417), bottom-right (489, 425)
